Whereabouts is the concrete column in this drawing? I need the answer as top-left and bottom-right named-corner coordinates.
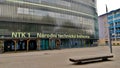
top-left (81, 39), bottom-right (83, 47)
top-left (83, 39), bottom-right (85, 47)
top-left (56, 39), bottom-right (61, 49)
top-left (49, 38), bottom-right (51, 49)
top-left (13, 40), bottom-right (17, 52)
top-left (81, 39), bottom-right (85, 47)
top-left (27, 39), bottom-right (30, 51)
top-left (88, 39), bottom-right (90, 47)
top-left (37, 39), bottom-right (40, 50)
top-left (0, 40), bottom-right (4, 53)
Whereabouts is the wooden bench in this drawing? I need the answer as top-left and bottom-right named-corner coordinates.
top-left (69, 54), bottom-right (113, 63)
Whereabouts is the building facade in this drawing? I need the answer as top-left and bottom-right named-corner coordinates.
top-left (98, 14), bottom-right (109, 45)
top-left (0, 0), bottom-right (98, 52)
top-left (99, 8), bottom-right (120, 46)
top-left (108, 8), bottom-right (120, 45)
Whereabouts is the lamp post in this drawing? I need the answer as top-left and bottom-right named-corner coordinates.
top-left (106, 4), bottom-right (113, 53)
top-left (106, 11), bottom-right (113, 53)
top-left (108, 28), bottom-right (112, 53)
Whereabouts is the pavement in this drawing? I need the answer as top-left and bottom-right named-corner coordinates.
top-left (0, 46), bottom-right (119, 68)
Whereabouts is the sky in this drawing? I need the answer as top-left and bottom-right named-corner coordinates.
top-left (97, 0), bottom-right (120, 16)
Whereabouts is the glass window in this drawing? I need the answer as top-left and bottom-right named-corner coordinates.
top-left (29, 9), bottom-right (34, 15)
top-left (23, 8), bottom-right (29, 14)
top-left (17, 7), bottom-right (24, 14)
top-left (17, 7), bottom-right (29, 14)
top-left (16, 7), bottom-right (94, 32)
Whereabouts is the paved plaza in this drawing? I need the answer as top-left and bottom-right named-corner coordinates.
top-left (0, 46), bottom-right (120, 68)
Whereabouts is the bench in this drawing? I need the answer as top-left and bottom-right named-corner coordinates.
top-left (69, 54), bottom-right (113, 63)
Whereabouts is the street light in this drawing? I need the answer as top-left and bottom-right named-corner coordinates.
top-left (107, 15), bottom-right (113, 53)
top-left (108, 27), bottom-right (112, 53)
top-left (106, 4), bottom-right (112, 53)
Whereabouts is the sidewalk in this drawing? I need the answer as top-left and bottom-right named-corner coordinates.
top-left (0, 46), bottom-right (118, 68)
top-left (0, 46), bottom-right (110, 58)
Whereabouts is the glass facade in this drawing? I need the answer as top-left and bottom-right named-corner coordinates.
top-left (0, 0), bottom-right (98, 52)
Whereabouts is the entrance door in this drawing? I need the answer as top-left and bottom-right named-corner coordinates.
top-left (61, 39), bottom-right (69, 49)
top-left (29, 40), bottom-right (37, 50)
top-left (40, 39), bottom-right (49, 50)
top-left (4, 40), bottom-right (15, 52)
top-left (17, 40), bottom-right (27, 51)
top-left (49, 39), bottom-right (56, 49)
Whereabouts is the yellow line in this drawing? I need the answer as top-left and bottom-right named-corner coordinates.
top-left (7, 0), bottom-right (95, 18)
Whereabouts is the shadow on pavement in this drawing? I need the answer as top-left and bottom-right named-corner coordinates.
top-left (72, 59), bottom-right (113, 65)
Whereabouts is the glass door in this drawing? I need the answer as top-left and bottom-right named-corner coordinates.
top-left (40, 39), bottom-right (49, 50)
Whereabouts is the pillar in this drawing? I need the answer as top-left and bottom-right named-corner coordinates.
top-left (27, 39), bottom-right (30, 51)
top-left (37, 39), bottom-right (40, 50)
top-left (83, 39), bottom-right (86, 47)
top-left (56, 39), bottom-right (61, 49)
top-left (80, 39), bottom-right (82, 47)
top-left (13, 40), bottom-right (17, 52)
top-left (0, 40), bottom-right (4, 53)
top-left (81, 39), bottom-right (85, 47)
